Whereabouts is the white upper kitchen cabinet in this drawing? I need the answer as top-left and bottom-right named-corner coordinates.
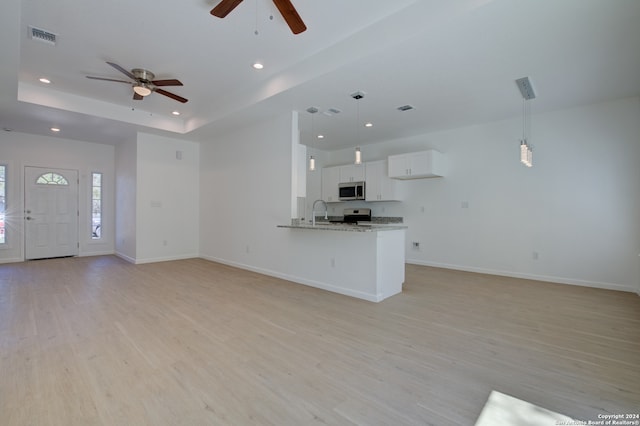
top-left (365, 160), bottom-right (399, 201)
top-left (388, 150), bottom-right (444, 179)
top-left (339, 164), bottom-right (365, 183)
top-left (321, 166), bottom-right (341, 202)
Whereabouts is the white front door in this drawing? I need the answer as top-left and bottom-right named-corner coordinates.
top-left (24, 167), bottom-right (79, 260)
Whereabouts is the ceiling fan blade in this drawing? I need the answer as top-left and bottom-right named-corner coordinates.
top-left (133, 92), bottom-right (144, 101)
top-left (86, 76), bottom-right (131, 84)
top-left (155, 88), bottom-right (188, 103)
top-left (106, 62), bottom-right (136, 80)
top-left (211, 0), bottom-right (243, 18)
top-left (272, 0), bottom-right (306, 34)
top-left (151, 79), bottom-right (183, 87)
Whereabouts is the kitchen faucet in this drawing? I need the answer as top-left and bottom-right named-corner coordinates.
top-left (311, 199), bottom-right (328, 226)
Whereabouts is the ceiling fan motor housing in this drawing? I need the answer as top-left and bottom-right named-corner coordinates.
top-left (132, 69), bottom-right (155, 83)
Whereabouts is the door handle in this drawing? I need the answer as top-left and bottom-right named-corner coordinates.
top-left (26, 216), bottom-right (33, 220)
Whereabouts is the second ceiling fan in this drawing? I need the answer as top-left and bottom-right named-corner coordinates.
top-left (211, 0), bottom-right (306, 35)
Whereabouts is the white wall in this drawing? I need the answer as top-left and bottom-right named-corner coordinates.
top-left (0, 131), bottom-right (115, 263)
top-left (319, 97), bottom-right (640, 293)
top-left (114, 137), bottom-right (137, 261)
top-left (199, 114), bottom-right (293, 272)
top-left (134, 132), bottom-right (199, 263)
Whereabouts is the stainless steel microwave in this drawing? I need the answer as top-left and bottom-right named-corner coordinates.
top-left (339, 181), bottom-right (365, 201)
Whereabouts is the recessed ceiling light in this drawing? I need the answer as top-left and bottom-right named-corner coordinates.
top-left (50, 127), bottom-right (60, 132)
top-left (364, 122), bottom-right (373, 128)
top-left (39, 78), bottom-right (51, 84)
top-left (317, 134), bottom-right (324, 139)
top-left (172, 111), bottom-right (180, 116)
top-left (252, 62), bottom-right (264, 70)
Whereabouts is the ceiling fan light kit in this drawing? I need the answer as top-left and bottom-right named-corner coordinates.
top-left (133, 83), bottom-right (152, 97)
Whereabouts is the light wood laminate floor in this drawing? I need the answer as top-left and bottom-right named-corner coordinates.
top-left (1, 256), bottom-right (638, 425)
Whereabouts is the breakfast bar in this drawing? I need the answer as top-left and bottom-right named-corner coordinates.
top-left (277, 221), bottom-right (407, 302)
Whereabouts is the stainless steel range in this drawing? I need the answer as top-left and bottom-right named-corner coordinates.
top-left (331, 208), bottom-right (372, 224)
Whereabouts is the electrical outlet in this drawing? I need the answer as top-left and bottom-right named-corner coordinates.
top-left (532, 251), bottom-right (539, 260)
top-left (412, 241), bottom-right (420, 250)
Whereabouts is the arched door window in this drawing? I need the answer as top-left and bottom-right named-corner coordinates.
top-left (36, 172), bottom-right (69, 185)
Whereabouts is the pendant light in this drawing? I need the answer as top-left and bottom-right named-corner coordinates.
top-left (307, 106), bottom-right (318, 171)
top-left (515, 77), bottom-right (535, 167)
top-left (519, 99), bottom-right (533, 167)
top-left (351, 91), bottom-right (366, 164)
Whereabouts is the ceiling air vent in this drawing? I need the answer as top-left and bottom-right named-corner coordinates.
top-left (323, 107), bottom-right (342, 116)
top-left (397, 104), bottom-right (414, 112)
top-left (29, 26), bottom-right (57, 46)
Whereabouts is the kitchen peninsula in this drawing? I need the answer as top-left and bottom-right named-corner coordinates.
top-left (277, 221), bottom-right (407, 302)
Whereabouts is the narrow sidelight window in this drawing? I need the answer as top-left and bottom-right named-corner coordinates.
top-left (91, 172), bottom-right (102, 239)
top-left (0, 165), bottom-right (5, 244)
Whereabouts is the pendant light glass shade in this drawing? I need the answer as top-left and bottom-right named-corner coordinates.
top-left (355, 146), bottom-right (362, 165)
top-left (309, 155), bottom-right (315, 171)
top-left (520, 139), bottom-right (532, 167)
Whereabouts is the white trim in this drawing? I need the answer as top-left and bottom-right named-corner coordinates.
top-left (0, 163), bottom-right (10, 249)
top-left (131, 253), bottom-right (199, 265)
top-left (115, 251), bottom-right (136, 264)
top-left (80, 249), bottom-right (114, 257)
top-left (406, 258), bottom-right (637, 294)
top-left (0, 257), bottom-right (22, 264)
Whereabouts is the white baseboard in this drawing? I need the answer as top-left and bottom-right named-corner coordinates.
top-left (115, 252), bottom-right (136, 264)
top-left (0, 257), bottom-right (23, 264)
top-left (80, 250), bottom-right (114, 258)
top-left (133, 253), bottom-right (199, 265)
top-left (406, 258), bottom-right (637, 294)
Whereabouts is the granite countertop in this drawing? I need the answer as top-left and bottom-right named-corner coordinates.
top-left (278, 221), bottom-right (407, 232)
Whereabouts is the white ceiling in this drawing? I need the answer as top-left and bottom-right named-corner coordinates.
top-left (2, 0), bottom-right (639, 150)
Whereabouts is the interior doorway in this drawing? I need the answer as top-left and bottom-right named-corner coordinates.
top-left (24, 166), bottom-right (79, 260)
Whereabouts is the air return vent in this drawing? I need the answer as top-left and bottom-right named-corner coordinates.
top-left (397, 104), bottom-right (414, 112)
top-left (323, 107), bottom-right (342, 116)
top-left (29, 26), bottom-right (57, 45)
